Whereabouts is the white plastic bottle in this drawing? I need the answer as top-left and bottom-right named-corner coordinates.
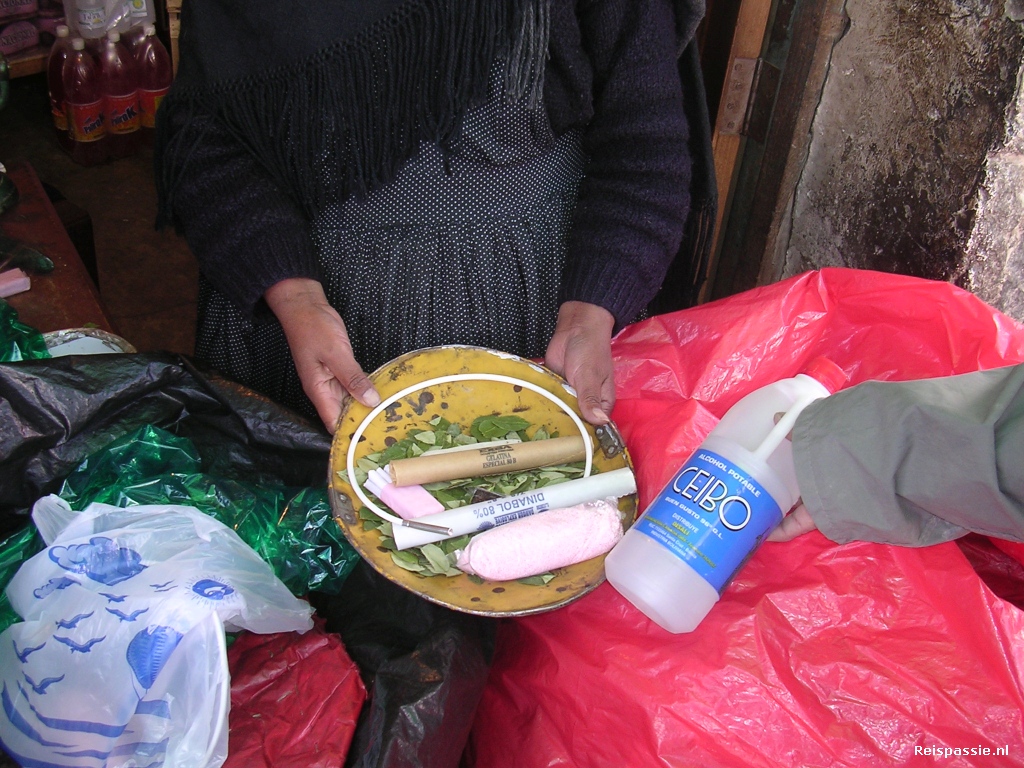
top-left (604, 357), bottom-right (847, 634)
top-left (72, 0), bottom-right (108, 41)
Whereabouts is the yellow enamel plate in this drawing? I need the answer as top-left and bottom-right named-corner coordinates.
top-left (328, 345), bottom-right (636, 617)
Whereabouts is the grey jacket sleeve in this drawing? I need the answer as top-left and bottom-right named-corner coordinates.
top-left (791, 363), bottom-right (1024, 546)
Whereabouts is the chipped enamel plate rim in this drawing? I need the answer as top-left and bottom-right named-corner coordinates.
top-left (327, 344), bottom-right (636, 617)
top-left (44, 328), bottom-right (137, 356)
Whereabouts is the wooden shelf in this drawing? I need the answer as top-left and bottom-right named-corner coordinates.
top-left (166, 0), bottom-right (180, 73)
top-left (7, 45), bottom-right (49, 79)
top-left (2, 161), bottom-right (116, 334)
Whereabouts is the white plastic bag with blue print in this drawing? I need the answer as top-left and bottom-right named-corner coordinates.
top-left (0, 496), bottom-right (314, 768)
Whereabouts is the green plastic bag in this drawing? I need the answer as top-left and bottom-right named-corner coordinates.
top-left (59, 424), bottom-right (360, 595)
top-left (0, 298), bottom-right (50, 362)
top-left (0, 526), bottom-right (43, 634)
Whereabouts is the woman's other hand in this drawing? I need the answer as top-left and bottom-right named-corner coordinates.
top-left (265, 278), bottom-right (380, 431)
top-left (545, 301), bottom-right (616, 426)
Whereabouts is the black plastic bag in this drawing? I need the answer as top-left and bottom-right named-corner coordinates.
top-left (0, 353), bottom-right (495, 767)
top-left (0, 353), bottom-right (331, 532)
top-left (311, 565), bottom-right (496, 768)
top-left (57, 423), bottom-right (360, 596)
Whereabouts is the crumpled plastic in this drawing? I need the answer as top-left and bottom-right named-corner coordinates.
top-left (467, 268), bottom-right (1024, 768)
top-left (0, 497), bottom-right (314, 768)
top-left (0, 353), bottom-right (336, 534)
top-left (0, 298), bottom-right (48, 362)
top-left (0, 527), bottom-right (42, 635)
top-left (310, 562), bottom-right (496, 768)
top-left (58, 424), bottom-right (361, 596)
top-left (0, 353), bottom-right (495, 768)
top-left (225, 619), bottom-right (366, 768)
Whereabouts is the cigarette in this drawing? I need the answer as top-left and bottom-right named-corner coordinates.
top-left (391, 466), bottom-right (637, 550)
top-left (389, 435), bottom-right (587, 487)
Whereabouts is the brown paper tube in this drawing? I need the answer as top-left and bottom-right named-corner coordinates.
top-left (388, 435), bottom-right (587, 487)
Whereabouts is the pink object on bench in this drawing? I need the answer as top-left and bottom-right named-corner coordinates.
top-left (0, 268), bottom-right (31, 298)
top-left (456, 498), bottom-right (623, 581)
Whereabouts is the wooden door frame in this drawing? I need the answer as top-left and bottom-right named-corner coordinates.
top-left (701, 0), bottom-right (849, 302)
top-left (702, 0), bottom-right (774, 303)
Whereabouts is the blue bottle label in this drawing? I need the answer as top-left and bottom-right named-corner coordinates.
top-left (634, 449), bottom-right (783, 594)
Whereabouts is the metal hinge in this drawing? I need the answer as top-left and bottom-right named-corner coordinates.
top-left (718, 56), bottom-right (781, 143)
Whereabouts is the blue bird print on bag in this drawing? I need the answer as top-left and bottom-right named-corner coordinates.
top-left (55, 612), bottom-right (93, 630)
top-left (53, 635), bottom-right (106, 654)
top-left (23, 673), bottom-right (64, 695)
top-left (12, 641), bottom-right (45, 663)
top-left (106, 607), bottom-right (149, 623)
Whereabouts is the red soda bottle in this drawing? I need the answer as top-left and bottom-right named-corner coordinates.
top-left (126, 0), bottom-right (154, 47)
top-left (123, 23), bottom-right (146, 56)
top-left (134, 23), bottom-right (172, 145)
top-left (46, 24), bottom-right (72, 152)
top-left (100, 30), bottom-right (141, 159)
top-left (63, 37), bottom-right (107, 166)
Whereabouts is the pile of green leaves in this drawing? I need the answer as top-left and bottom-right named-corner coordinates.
top-left (338, 414), bottom-right (588, 580)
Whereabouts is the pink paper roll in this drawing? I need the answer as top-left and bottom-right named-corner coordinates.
top-left (455, 498), bottom-right (623, 582)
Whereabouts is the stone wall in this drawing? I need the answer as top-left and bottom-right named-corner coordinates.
top-left (781, 0), bottom-right (1024, 322)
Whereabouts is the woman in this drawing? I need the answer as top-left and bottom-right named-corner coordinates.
top-left (156, 0), bottom-right (703, 432)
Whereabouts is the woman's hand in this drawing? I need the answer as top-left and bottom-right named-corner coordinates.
top-left (544, 301), bottom-right (616, 425)
top-left (265, 278), bottom-right (380, 431)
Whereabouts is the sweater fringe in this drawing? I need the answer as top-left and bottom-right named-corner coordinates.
top-left (155, 0), bottom-right (549, 229)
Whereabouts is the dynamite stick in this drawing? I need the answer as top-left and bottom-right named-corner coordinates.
top-left (388, 435), bottom-right (587, 487)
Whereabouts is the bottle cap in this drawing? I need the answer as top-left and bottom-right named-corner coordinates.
top-left (107, 30), bottom-right (121, 42)
top-left (72, 37), bottom-right (85, 51)
top-left (56, 24), bottom-right (69, 37)
top-left (800, 357), bottom-right (848, 393)
top-left (144, 23), bottom-right (156, 36)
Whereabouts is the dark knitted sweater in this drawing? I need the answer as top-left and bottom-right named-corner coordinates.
top-left (159, 0), bottom-right (698, 328)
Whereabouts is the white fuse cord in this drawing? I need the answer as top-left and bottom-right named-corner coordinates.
top-left (345, 373), bottom-right (595, 533)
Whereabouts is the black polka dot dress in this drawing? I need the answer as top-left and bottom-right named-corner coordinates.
top-left (195, 75), bottom-right (587, 419)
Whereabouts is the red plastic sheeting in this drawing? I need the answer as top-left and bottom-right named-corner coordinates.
top-left (226, 620), bottom-right (366, 768)
top-left (468, 269), bottom-right (1024, 768)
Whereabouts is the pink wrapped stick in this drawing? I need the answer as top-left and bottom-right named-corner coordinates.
top-left (456, 498), bottom-right (624, 581)
top-left (364, 467), bottom-right (444, 520)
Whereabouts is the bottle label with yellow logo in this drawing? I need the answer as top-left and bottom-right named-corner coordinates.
top-left (107, 93), bottom-right (140, 134)
top-left (138, 87), bottom-right (168, 128)
top-left (67, 100), bottom-right (106, 142)
top-left (50, 96), bottom-right (68, 132)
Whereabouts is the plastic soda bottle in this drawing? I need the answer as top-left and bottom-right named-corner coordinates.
top-left (63, 36), bottom-right (107, 166)
top-left (122, 23), bottom-right (146, 55)
top-left (100, 29), bottom-right (141, 159)
top-left (122, 0), bottom-right (156, 57)
top-left (128, 0), bottom-right (154, 26)
top-left (134, 23), bottom-right (171, 144)
top-left (46, 24), bottom-right (73, 152)
top-left (72, 0), bottom-right (106, 36)
top-left (604, 357), bottom-right (848, 634)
